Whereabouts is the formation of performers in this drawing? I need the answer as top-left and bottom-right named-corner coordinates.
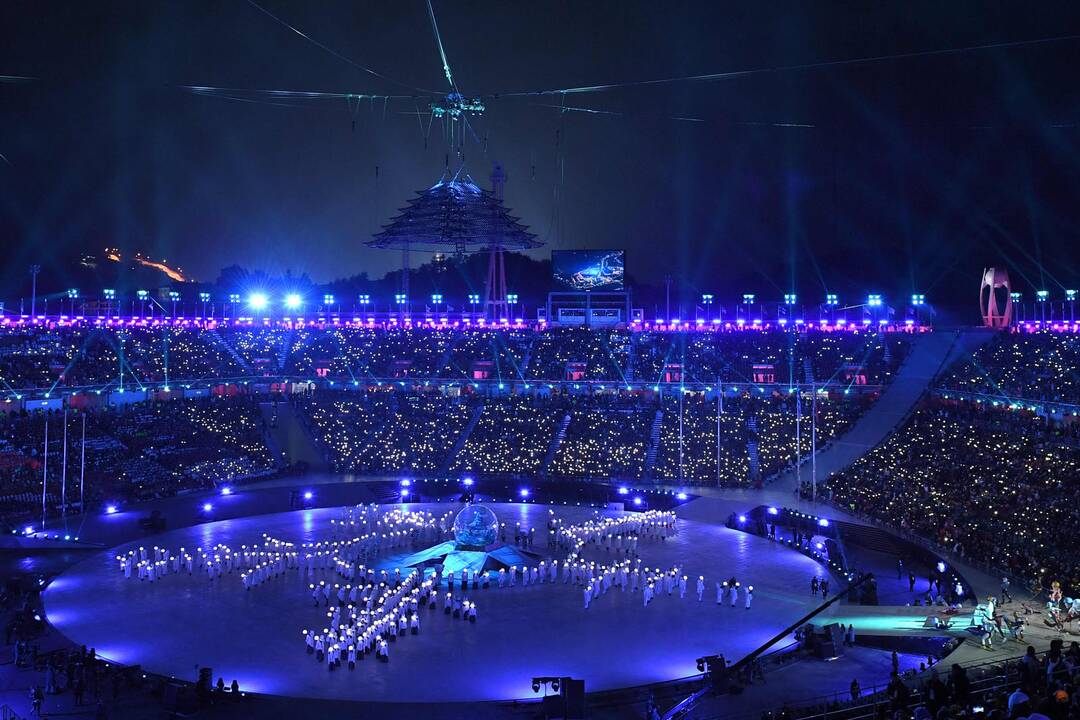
top-left (113, 503), bottom-right (774, 677)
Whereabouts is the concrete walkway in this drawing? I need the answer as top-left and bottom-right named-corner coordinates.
top-left (769, 330), bottom-right (961, 495)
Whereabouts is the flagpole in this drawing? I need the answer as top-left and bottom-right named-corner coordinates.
top-left (41, 416), bottom-right (48, 531)
top-left (61, 407), bottom-right (68, 525)
top-left (80, 413), bottom-right (86, 516)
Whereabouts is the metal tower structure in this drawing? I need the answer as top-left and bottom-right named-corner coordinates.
top-left (485, 163), bottom-right (509, 321)
top-left (368, 164), bottom-right (541, 318)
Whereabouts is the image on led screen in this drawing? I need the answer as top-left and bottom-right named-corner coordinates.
top-left (552, 250), bottom-right (625, 291)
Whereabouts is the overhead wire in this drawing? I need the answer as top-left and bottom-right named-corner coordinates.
top-left (424, 0), bottom-right (458, 92)
top-left (245, 0), bottom-right (437, 94)
top-left (490, 32), bottom-right (1080, 97)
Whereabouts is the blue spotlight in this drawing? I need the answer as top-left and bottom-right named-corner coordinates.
top-left (303, 491), bottom-right (313, 500)
top-left (675, 492), bottom-right (688, 500)
top-left (284, 293), bottom-right (302, 310)
top-left (462, 477), bottom-right (474, 487)
top-left (632, 497), bottom-right (643, 506)
top-left (767, 507), bottom-right (779, 516)
top-left (519, 488), bottom-right (530, 499)
top-left (105, 505), bottom-right (118, 515)
top-left (737, 514), bottom-right (746, 523)
top-left (817, 518), bottom-right (830, 527)
top-left (248, 292), bottom-right (269, 311)
top-left (220, 487), bottom-right (232, 496)
top-left (617, 487), bottom-right (629, 496)
top-left (202, 503), bottom-right (213, 513)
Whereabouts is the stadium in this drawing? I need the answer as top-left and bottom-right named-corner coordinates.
top-left (4, 3), bottom-right (1080, 720)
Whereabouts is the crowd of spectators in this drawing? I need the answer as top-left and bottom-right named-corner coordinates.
top-left (0, 396), bottom-right (278, 529)
top-left (296, 390), bottom-right (473, 475)
top-left (0, 324), bottom-right (909, 390)
top-left (940, 330), bottom-right (1080, 405)
top-left (451, 397), bottom-right (563, 476)
top-left (768, 640), bottom-right (1080, 720)
top-left (820, 398), bottom-right (1080, 594)
top-left (296, 387), bottom-right (873, 486)
top-left (654, 393), bottom-right (871, 485)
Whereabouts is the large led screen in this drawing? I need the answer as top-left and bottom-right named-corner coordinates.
top-left (552, 250), bottom-right (625, 292)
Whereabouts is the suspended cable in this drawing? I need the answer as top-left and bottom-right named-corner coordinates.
top-left (245, 0), bottom-right (437, 94)
top-left (181, 85), bottom-right (414, 101)
top-left (491, 32), bottom-right (1080, 97)
top-left (425, 0), bottom-right (457, 91)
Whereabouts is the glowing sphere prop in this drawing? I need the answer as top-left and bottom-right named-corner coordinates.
top-left (453, 505), bottom-right (499, 548)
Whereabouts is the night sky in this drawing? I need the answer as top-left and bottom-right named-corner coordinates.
top-left (3, 1), bottom-right (1080, 312)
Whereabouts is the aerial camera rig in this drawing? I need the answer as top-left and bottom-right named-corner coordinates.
top-left (430, 92), bottom-right (485, 120)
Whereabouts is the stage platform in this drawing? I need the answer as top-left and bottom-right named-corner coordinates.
top-left (44, 502), bottom-right (834, 704)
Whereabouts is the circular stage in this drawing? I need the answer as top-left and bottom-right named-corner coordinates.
top-left (44, 502), bottom-right (829, 703)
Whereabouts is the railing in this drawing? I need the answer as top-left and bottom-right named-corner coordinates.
top-left (1, 704), bottom-right (25, 720)
top-left (663, 577), bottom-right (872, 719)
top-left (740, 639), bottom-right (1054, 720)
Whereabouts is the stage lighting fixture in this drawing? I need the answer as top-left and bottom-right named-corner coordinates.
top-left (817, 518), bottom-right (830, 527)
top-left (767, 507), bottom-right (779, 516)
top-left (532, 681), bottom-right (541, 693)
top-left (936, 561), bottom-right (946, 573)
top-left (676, 492), bottom-right (688, 500)
top-left (462, 477), bottom-right (474, 487)
top-left (303, 491), bottom-right (313, 500)
top-left (550, 678), bottom-right (560, 692)
top-left (248, 292), bottom-right (269, 310)
top-left (24, 526), bottom-right (33, 535)
top-left (697, 658), bottom-right (706, 672)
top-left (632, 497), bottom-right (643, 506)
top-left (737, 515), bottom-right (746, 523)
top-left (400, 479), bottom-right (412, 487)
top-left (220, 487), bottom-right (232, 496)
top-left (519, 488), bottom-right (530, 499)
top-left (105, 505), bottom-right (117, 515)
top-left (284, 293), bottom-right (302, 310)
top-left (202, 503), bottom-right (213, 513)
top-left (617, 487), bottom-right (629, 495)
top-left (401, 488), bottom-right (410, 498)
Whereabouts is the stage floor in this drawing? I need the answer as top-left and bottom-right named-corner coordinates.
top-left (44, 502), bottom-right (831, 703)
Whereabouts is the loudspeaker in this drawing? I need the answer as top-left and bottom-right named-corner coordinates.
top-left (561, 677), bottom-right (586, 718)
top-left (816, 639), bottom-right (838, 658)
top-left (163, 682), bottom-right (197, 713)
